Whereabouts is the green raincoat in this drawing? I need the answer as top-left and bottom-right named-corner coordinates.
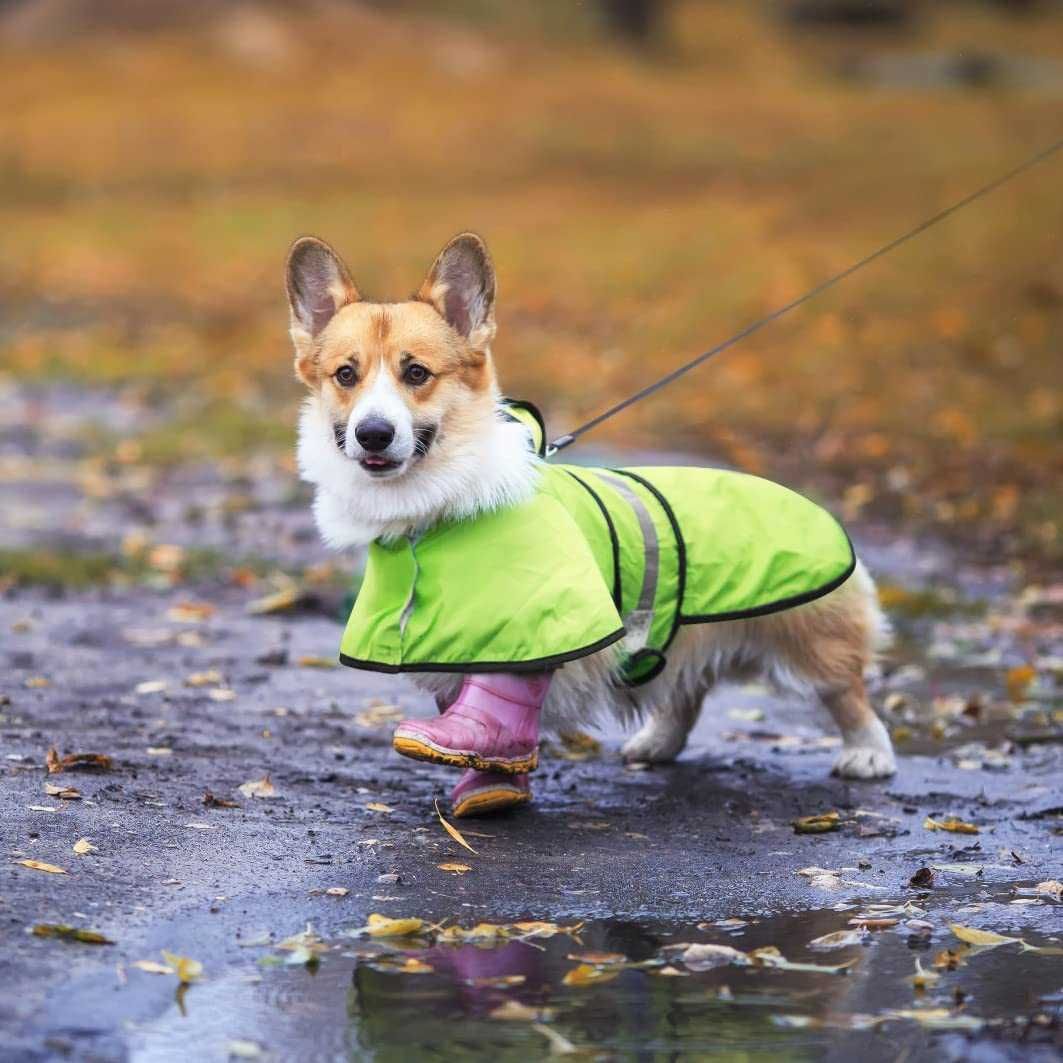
top-left (339, 403), bottom-right (855, 687)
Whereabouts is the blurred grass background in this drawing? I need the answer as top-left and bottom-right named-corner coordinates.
top-left (0, 0), bottom-right (1060, 567)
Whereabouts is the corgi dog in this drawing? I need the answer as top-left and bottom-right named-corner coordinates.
top-left (288, 232), bottom-right (897, 786)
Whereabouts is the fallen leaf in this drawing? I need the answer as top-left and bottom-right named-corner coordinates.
top-left (399, 957), bottom-right (434, 974)
top-left (848, 917), bottom-right (899, 930)
top-left (885, 1008), bottom-right (984, 1031)
top-left (209, 688), bottom-right (237, 702)
top-left (166, 601), bottom-right (215, 623)
top-left (185, 822), bottom-right (216, 830)
top-left (792, 811), bottom-right (840, 834)
top-left (146, 746), bottom-right (172, 757)
top-left (562, 963), bottom-right (620, 987)
top-left (203, 791), bottom-right (240, 809)
top-left (133, 960), bottom-right (175, 975)
top-left (949, 923), bottom-right (1020, 948)
top-left (908, 867), bottom-right (935, 889)
top-left (16, 859), bottom-right (67, 874)
top-left (46, 749), bottom-right (112, 774)
top-left (225, 1041), bottom-right (263, 1060)
top-left (28, 805), bottom-right (58, 813)
top-left (438, 863), bottom-right (472, 874)
top-left (680, 943), bottom-right (749, 970)
top-left (135, 680), bottom-right (168, 695)
top-left (354, 703), bottom-right (404, 728)
top-left (238, 775), bottom-right (278, 800)
top-left (363, 914), bottom-right (425, 938)
top-left (365, 801), bottom-right (393, 814)
top-left (24, 676), bottom-right (50, 688)
top-left (807, 928), bottom-right (868, 950)
top-left (325, 887), bottom-right (349, 897)
top-left (296, 656), bottom-right (336, 669)
top-left (473, 974), bottom-right (527, 988)
top-left (185, 669), bottom-right (224, 687)
top-left (246, 585), bottom-right (304, 615)
top-left (532, 1023), bottom-right (578, 1055)
top-left (925, 817), bottom-right (980, 835)
top-left (32, 924), bottom-right (113, 945)
top-left (907, 958), bottom-right (941, 991)
top-left (489, 1000), bottom-right (555, 1022)
top-left (72, 838), bottom-right (97, 855)
top-left (43, 783), bottom-right (80, 800)
top-left (1005, 664), bottom-right (1037, 702)
top-left (1034, 879), bottom-right (1062, 901)
top-left (553, 730), bottom-right (602, 761)
top-left (434, 799), bottom-right (478, 855)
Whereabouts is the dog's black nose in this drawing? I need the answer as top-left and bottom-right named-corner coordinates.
top-left (355, 417), bottom-right (395, 453)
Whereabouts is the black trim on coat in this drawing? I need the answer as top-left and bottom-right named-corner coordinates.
top-left (564, 469), bottom-right (623, 612)
top-left (338, 626), bottom-right (627, 675)
top-left (500, 398), bottom-right (547, 457)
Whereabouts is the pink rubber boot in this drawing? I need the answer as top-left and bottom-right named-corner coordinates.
top-left (450, 769), bottom-right (531, 818)
top-left (392, 673), bottom-right (551, 775)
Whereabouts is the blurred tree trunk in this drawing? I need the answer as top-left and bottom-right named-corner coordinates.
top-left (597, 0), bottom-right (666, 45)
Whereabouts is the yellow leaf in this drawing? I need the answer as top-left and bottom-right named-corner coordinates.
top-left (365, 913), bottom-right (424, 938)
top-left (792, 811), bottom-right (840, 834)
top-left (44, 783), bottom-right (80, 799)
top-left (296, 656), bottom-right (336, 669)
top-left (437, 863), bottom-right (472, 874)
top-left (185, 669), bottom-right (224, 687)
top-left (489, 1000), bottom-right (555, 1022)
top-left (1005, 664), bottom-right (1036, 702)
top-left (400, 957), bottom-right (434, 974)
top-left (949, 923), bottom-right (1020, 948)
top-left (238, 775), bottom-right (278, 800)
top-left (160, 950), bottom-right (203, 983)
top-left (562, 963), bottom-right (620, 987)
top-left (133, 960), bottom-right (174, 975)
top-left (365, 801), bottom-right (393, 813)
top-left (325, 887), bottom-right (349, 897)
top-left (925, 817), bottom-right (980, 835)
top-left (32, 924), bottom-right (113, 944)
top-left (1034, 880), bottom-right (1062, 901)
top-left (434, 799), bottom-right (478, 855)
top-left (73, 838), bottom-right (97, 855)
top-left (807, 928), bottom-right (868, 950)
top-left (16, 859), bottom-right (67, 874)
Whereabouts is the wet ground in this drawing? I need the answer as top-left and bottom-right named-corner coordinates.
top-left (1, 382), bottom-right (1061, 1061)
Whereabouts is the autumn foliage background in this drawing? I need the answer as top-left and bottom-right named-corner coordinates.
top-left (1, 0), bottom-right (1061, 570)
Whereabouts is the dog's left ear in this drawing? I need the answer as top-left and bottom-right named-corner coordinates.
top-left (417, 233), bottom-right (496, 350)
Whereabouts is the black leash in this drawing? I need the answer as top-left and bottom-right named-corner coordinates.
top-left (546, 136), bottom-right (1063, 457)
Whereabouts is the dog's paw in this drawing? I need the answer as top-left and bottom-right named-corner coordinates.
top-left (621, 725), bottom-right (686, 764)
top-left (832, 745), bottom-right (897, 780)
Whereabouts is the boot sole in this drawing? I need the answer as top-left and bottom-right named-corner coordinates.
top-left (453, 786), bottom-right (531, 819)
top-left (392, 732), bottom-right (538, 775)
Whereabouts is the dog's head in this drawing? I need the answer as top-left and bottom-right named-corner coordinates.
top-left (286, 232), bottom-right (498, 483)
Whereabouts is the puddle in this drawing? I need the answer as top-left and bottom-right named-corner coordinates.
top-left (126, 896), bottom-right (1062, 1062)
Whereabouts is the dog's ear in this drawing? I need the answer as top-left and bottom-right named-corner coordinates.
top-left (417, 232), bottom-right (496, 350)
top-left (286, 236), bottom-right (359, 341)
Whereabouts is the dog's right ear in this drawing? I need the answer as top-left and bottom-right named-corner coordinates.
top-left (285, 237), bottom-right (359, 373)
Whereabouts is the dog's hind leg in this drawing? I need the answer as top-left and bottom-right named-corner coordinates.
top-left (620, 682), bottom-right (710, 764)
top-left (819, 678), bottom-right (896, 779)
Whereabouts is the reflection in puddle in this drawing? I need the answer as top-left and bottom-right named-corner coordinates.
top-left (129, 901), bottom-right (1062, 1062)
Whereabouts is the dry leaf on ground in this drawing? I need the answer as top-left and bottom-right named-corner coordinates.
top-left (924, 817), bottom-right (980, 835)
top-left (32, 924), bottom-right (113, 945)
top-left (792, 811), bottom-right (841, 834)
top-left (563, 963), bottom-right (620, 987)
top-left (366, 801), bottom-right (393, 814)
top-left (434, 799), bottom-right (478, 855)
top-left (203, 791), bottom-right (240, 809)
top-left (43, 783), bottom-right (80, 800)
top-left (438, 863), bottom-right (472, 874)
top-left (135, 680), bottom-right (168, 695)
top-left (16, 859), bottom-right (67, 874)
top-left (46, 748), bottom-right (113, 774)
top-left (72, 838), bottom-right (97, 855)
top-left (808, 928), bottom-right (868, 950)
top-left (238, 775), bottom-right (278, 800)
top-left (949, 923), bottom-right (1020, 948)
top-left (361, 914), bottom-right (425, 938)
top-left (166, 601), bottom-right (215, 623)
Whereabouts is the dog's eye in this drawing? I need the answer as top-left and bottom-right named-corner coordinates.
top-left (334, 365), bottom-right (356, 387)
top-left (403, 363), bottom-right (431, 387)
